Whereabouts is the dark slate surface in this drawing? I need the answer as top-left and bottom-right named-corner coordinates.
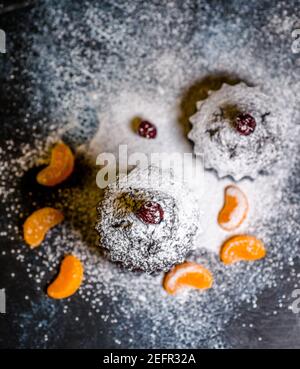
top-left (0, 0), bottom-right (300, 349)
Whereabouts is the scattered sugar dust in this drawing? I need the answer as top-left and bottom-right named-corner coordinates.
top-left (1, 0), bottom-right (300, 348)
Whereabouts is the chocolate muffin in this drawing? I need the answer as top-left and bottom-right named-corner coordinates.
top-left (95, 165), bottom-right (200, 273)
top-left (188, 83), bottom-right (282, 180)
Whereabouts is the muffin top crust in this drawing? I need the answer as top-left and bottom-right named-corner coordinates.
top-left (188, 83), bottom-right (282, 180)
top-left (96, 165), bottom-right (200, 273)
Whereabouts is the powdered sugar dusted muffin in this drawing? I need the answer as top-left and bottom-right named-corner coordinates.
top-left (95, 165), bottom-right (200, 273)
top-left (188, 83), bottom-right (282, 180)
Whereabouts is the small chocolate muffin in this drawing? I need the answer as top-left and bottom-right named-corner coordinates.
top-left (95, 165), bottom-right (200, 273)
top-left (188, 83), bottom-right (282, 180)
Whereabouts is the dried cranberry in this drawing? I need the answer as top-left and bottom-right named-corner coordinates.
top-left (235, 113), bottom-right (256, 136)
top-left (137, 120), bottom-right (157, 139)
top-left (136, 201), bottom-right (164, 224)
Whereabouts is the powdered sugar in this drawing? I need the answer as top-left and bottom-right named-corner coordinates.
top-left (1, 0), bottom-right (300, 349)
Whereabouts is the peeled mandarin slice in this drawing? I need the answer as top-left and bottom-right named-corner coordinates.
top-left (218, 185), bottom-right (248, 231)
top-left (163, 262), bottom-right (213, 295)
top-left (47, 255), bottom-right (84, 299)
top-left (220, 235), bottom-right (266, 265)
top-left (37, 142), bottom-right (74, 186)
top-left (23, 207), bottom-right (64, 248)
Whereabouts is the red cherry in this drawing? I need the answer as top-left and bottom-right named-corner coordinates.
top-left (235, 113), bottom-right (256, 136)
top-left (137, 120), bottom-right (157, 139)
top-left (136, 201), bottom-right (164, 224)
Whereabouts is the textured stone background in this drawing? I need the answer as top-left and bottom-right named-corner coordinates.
top-left (0, 0), bottom-right (299, 348)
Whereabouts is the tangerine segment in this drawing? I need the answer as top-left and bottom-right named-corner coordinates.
top-left (47, 255), bottom-right (84, 299)
top-left (37, 142), bottom-right (74, 186)
top-left (220, 235), bottom-right (266, 265)
top-left (218, 185), bottom-right (248, 231)
top-left (163, 262), bottom-right (213, 295)
top-left (23, 208), bottom-right (64, 248)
